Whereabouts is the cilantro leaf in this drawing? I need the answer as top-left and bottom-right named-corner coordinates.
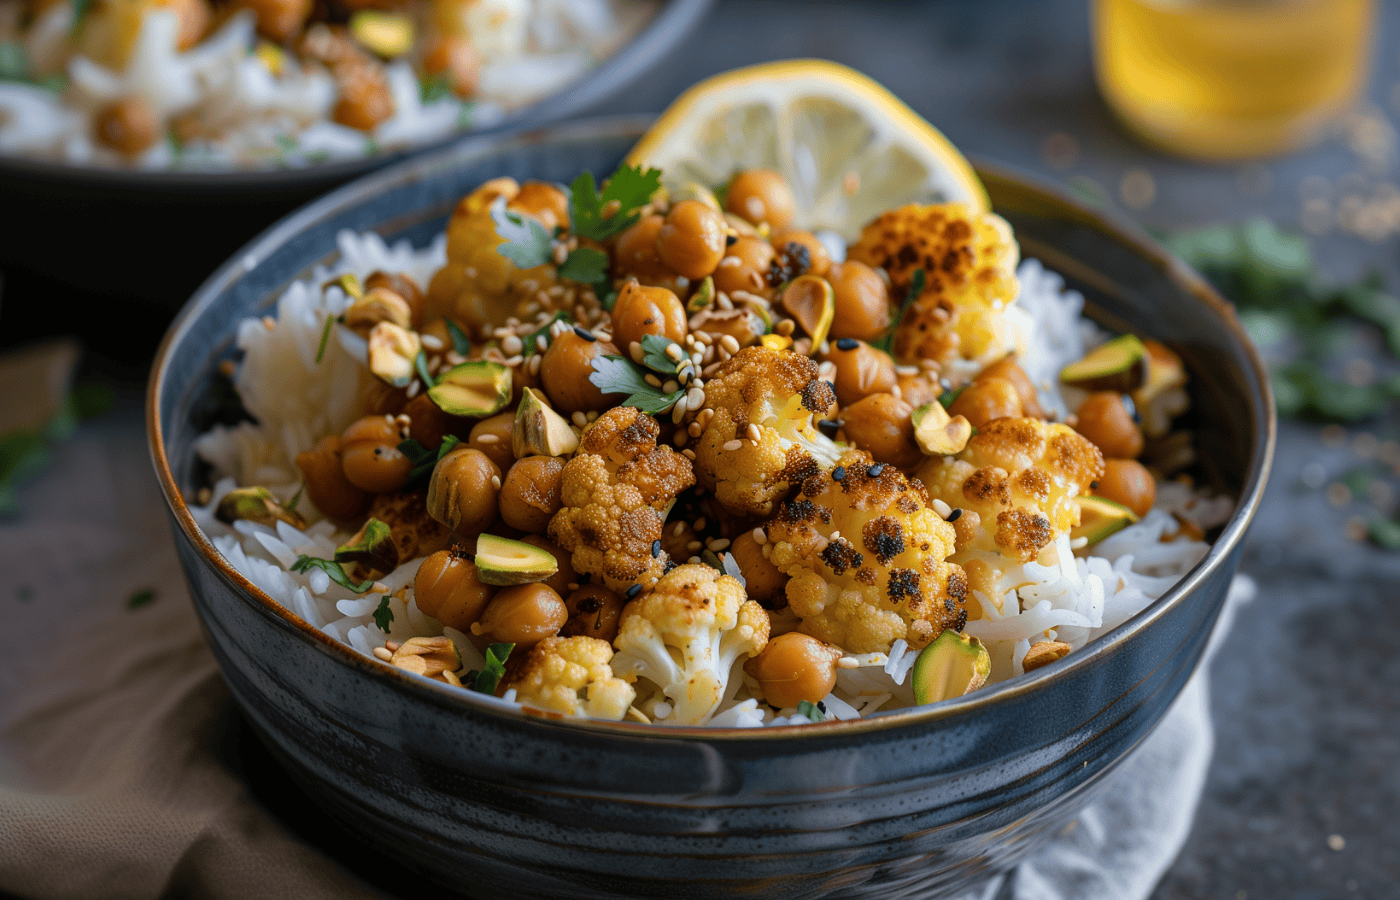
top-left (420, 72), bottom-right (453, 105)
top-left (0, 42), bottom-right (27, 81)
top-left (570, 165), bottom-right (662, 242)
top-left (638, 333), bottom-right (683, 376)
top-left (796, 700), bottom-right (824, 723)
top-left (874, 267), bottom-right (924, 354)
top-left (127, 588), bottom-right (156, 610)
top-left (372, 596), bottom-right (394, 632)
top-left (414, 349), bottom-right (434, 387)
top-left (588, 355), bottom-right (684, 414)
top-left (490, 197), bottom-right (554, 269)
top-left (290, 555), bottom-right (376, 593)
top-left (445, 319), bottom-right (471, 356)
top-left (398, 434), bottom-right (461, 489)
top-left (467, 642), bottom-right (514, 694)
top-left (557, 247), bottom-right (610, 285)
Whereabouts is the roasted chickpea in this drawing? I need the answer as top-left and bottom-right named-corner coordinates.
top-left (402, 393), bottom-right (467, 450)
top-left (499, 456), bottom-right (564, 533)
top-left (711, 235), bottom-right (776, 298)
top-left (744, 632), bottom-right (841, 709)
top-left (413, 550), bottom-right (494, 632)
top-left (610, 281), bottom-right (688, 353)
top-left (472, 583), bottom-right (567, 646)
top-left (948, 377), bottom-right (1023, 428)
top-left (824, 338), bottom-right (897, 406)
top-left (466, 412), bottom-right (515, 473)
top-left (840, 393), bottom-right (922, 469)
top-left (539, 330), bottom-right (620, 414)
top-left (340, 415), bottom-right (412, 494)
top-left (509, 182), bottom-right (570, 233)
top-left (897, 371), bottom-right (942, 409)
top-left (656, 200), bottom-right (727, 280)
top-left (333, 67), bottom-right (395, 132)
top-left (1075, 392), bottom-right (1145, 459)
top-left (771, 230), bottom-right (831, 278)
top-left (1095, 458), bottom-right (1156, 518)
top-left (725, 168), bottom-right (796, 230)
top-left (729, 530), bottom-right (787, 609)
top-left (236, 0), bottom-right (311, 42)
top-left (420, 33), bottom-right (480, 98)
top-left (560, 584), bottom-right (624, 643)
top-left (94, 97), bottom-right (158, 156)
top-left (521, 534), bottom-right (574, 596)
top-left (294, 434), bottom-right (371, 522)
top-left (827, 260), bottom-right (891, 341)
top-left (169, 0), bottom-right (210, 49)
top-left (613, 214), bottom-right (670, 280)
top-left (977, 356), bottom-right (1044, 418)
top-left (425, 264), bottom-right (466, 322)
top-left (426, 447), bottom-right (500, 537)
top-left (365, 271), bottom-right (425, 329)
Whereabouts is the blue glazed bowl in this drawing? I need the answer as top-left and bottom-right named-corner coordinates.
top-left (148, 116), bottom-right (1273, 900)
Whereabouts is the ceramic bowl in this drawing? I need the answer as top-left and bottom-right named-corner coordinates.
top-left (148, 116), bottom-right (1273, 900)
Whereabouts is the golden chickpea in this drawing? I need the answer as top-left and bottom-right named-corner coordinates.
top-left (656, 200), bottom-right (726, 280)
top-left (1075, 392), bottom-right (1145, 460)
top-left (413, 550), bottom-right (494, 632)
top-left (509, 182), bottom-right (570, 233)
top-left (827, 261), bottom-right (891, 342)
top-left (977, 356), bottom-right (1043, 418)
top-left (539, 330), bottom-right (620, 414)
top-left (421, 33), bottom-right (480, 99)
top-left (94, 97), bottom-right (159, 156)
top-left (465, 412), bottom-right (515, 473)
top-left (425, 264), bottom-right (466, 322)
top-left (333, 67), bottom-right (395, 132)
top-left (744, 632), bottom-right (841, 709)
top-left (472, 583), bottom-right (567, 646)
top-left (771, 230), bottom-right (831, 278)
top-left (295, 434), bottom-right (372, 522)
top-left (711, 236), bottom-right (775, 298)
top-left (825, 339), bottom-right (897, 406)
top-left (613, 214), bottom-right (670, 280)
top-left (426, 447), bottom-right (500, 538)
top-left (499, 456), bottom-right (564, 534)
top-left (169, 0), bottom-right (210, 50)
top-left (520, 534), bottom-right (574, 597)
top-left (365, 271), bottom-right (425, 329)
top-left (840, 393), bottom-right (923, 469)
top-left (402, 393), bottom-right (467, 451)
top-left (948, 377), bottom-right (1023, 428)
top-left (560, 584), bottom-right (624, 643)
top-left (236, 0), bottom-right (311, 42)
top-left (1095, 458), bottom-right (1156, 518)
top-left (610, 281), bottom-right (687, 353)
top-left (897, 372), bottom-right (942, 409)
top-left (725, 168), bottom-right (796, 230)
top-left (340, 415), bottom-right (412, 494)
top-left (729, 531), bottom-right (786, 609)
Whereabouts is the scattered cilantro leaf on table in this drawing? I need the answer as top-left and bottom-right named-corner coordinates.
top-left (127, 589), bottom-right (156, 610)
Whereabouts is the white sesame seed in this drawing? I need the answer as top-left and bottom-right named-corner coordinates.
top-left (751, 528), bottom-right (766, 544)
top-left (644, 373), bottom-right (662, 388)
top-left (446, 351), bottom-right (467, 366)
top-left (746, 424), bottom-right (762, 443)
top-left (420, 334), bottom-right (445, 351)
top-left (528, 355), bottom-right (542, 375)
top-left (673, 522), bottom-right (685, 536)
top-left (682, 447), bottom-right (696, 460)
top-left (719, 255), bottom-right (741, 268)
top-left (373, 647), bottom-right (393, 661)
top-left (662, 380), bottom-right (679, 394)
top-left (502, 335), bottom-right (523, 354)
top-left (536, 335), bottom-right (549, 353)
top-left (586, 410), bottom-right (599, 421)
top-left (687, 541), bottom-right (703, 552)
top-left (490, 475), bottom-right (501, 489)
top-left (371, 582), bottom-right (389, 594)
top-left (406, 379), bottom-right (421, 398)
top-left (932, 499), bottom-right (953, 518)
top-left (722, 439), bottom-right (743, 451)
top-left (716, 293), bottom-right (734, 310)
top-left (572, 411), bottom-right (588, 427)
top-left (688, 422), bottom-right (702, 437)
top-left (694, 517), bottom-right (707, 531)
top-left (504, 355), bottom-right (523, 367)
top-left (719, 334), bottom-right (741, 354)
top-left (709, 538), bottom-right (731, 551)
top-left (837, 657), bottom-right (859, 670)
top-left (630, 341), bottom-right (645, 363)
top-left (665, 344), bottom-right (683, 362)
top-left (476, 434), bottom-right (499, 444)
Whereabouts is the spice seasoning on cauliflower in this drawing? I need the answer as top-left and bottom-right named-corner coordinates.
top-left (764, 452), bottom-right (968, 654)
top-left (610, 563), bottom-right (770, 725)
top-left (692, 346), bottom-right (845, 518)
top-left (548, 406), bottom-right (695, 594)
top-left (498, 635), bottom-right (636, 721)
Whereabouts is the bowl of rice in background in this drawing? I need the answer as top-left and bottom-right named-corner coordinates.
top-left (148, 115), bottom-right (1273, 899)
top-left (0, 0), bottom-right (711, 327)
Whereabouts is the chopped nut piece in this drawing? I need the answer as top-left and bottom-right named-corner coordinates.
top-left (215, 486), bottom-right (308, 529)
top-left (343, 287), bottom-right (412, 336)
top-left (1022, 640), bottom-right (1071, 672)
top-left (513, 387), bottom-right (580, 458)
top-left (389, 636), bottom-right (462, 681)
top-left (912, 401), bottom-right (973, 456)
top-left (367, 322), bottom-right (421, 387)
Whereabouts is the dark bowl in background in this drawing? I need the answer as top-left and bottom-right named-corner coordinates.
top-left (0, 0), bottom-right (711, 363)
top-left (148, 116), bottom-right (1273, 900)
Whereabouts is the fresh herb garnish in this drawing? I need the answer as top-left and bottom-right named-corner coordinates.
top-left (126, 589), bottom-right (156, 610)
top-left (419, 72), bottom-right (453, 105)
top-left (372, 595), bottom-right (394, 632)
top-left (316, 313), bottom-right (334, 363)
top-left (445, 319), bottom-right (471, 356)
top-left (638, 333), bottom-right (684, 376)
top-left (523, 312), bottom-right (571, 356)
top-left (568, 165), bottom-right (662, 242)
top-left (290, 555), bottom-right (376, 593)
top-left (556, 246), bottom-right (610, 285)
top-left (0, 381), bottom-right (113, 517)
top-left (466, 642), bottom-right (515, 694)
top-left (874, 267), bottom-right (925, 354)
top-left (937, 385), bottom-right (964, 409)
top-left (456, 102), bottom-right (475, 130)
top-left (398, 434), bottom-right (460, 488)
top-left (0, 42), bottom-right (28, 81)
top-left (589, 355), bottom-right (685, 414)
top-left (414, 349), bottom-right (434, 387)
top-left (490, 196), bottom-right (555, 269)
top-left (69, 0), bottom-right (93, 33)
top-left (796, 699), bottom-right (824, 723)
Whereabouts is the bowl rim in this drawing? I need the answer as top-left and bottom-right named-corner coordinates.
top-left (0, 0), bottom-right (712, 191)
top-left (147, 114), bottom-right (1276, 741)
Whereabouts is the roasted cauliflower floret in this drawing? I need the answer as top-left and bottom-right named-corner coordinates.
top-left (549, 406), bottom-right (695, 593)
top-left (498, 635), bottom-right (636, 721)
top-left (847, 203), bottom-right (1021, 375)
top-left (764, 452), bottom-right (967, 654)
top-left (693, 346), bottom-right (845, 518)
top-left (610, 564), bottom-right (770, 725)
top-left (918, 417), bottom-right (1104, 563)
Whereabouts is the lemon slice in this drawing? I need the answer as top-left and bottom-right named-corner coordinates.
top-left (626, 60), bottom-right (988, 239)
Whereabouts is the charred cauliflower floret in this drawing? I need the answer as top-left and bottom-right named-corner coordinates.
top-left (549, 406), bottom-right (695, 594)
top-left (918, 417), bottom-right (1104, 563)
top-left (764, 452), bottom-right (968, 655)
top-left (693, 346), bottom-right (845, 518)
top-left (847, 203), bottom-right (1021, 374)
top-left (610, 563), bottom-right (770, 725)
top-left (498, 635), bottom-right (636, 720)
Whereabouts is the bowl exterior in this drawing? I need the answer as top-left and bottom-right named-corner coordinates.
top-left (151, 119), bottom-right (1271, 899)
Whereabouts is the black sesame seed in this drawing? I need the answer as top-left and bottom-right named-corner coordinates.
top-left (835, 338), bottom-right (859, 351)
top-left (573, 325), bottom-right (597, 342)
top-left (1090, 481), bottom-right (1099, 490)
top-left (816, 701), bottom-right (827, 713)
top-left (946, 508), bottom-right (963, 522)
top-left (725, 233), bottom-right (738, 246)
top-left (626, 583), bottom-right (642, 599)
top-left (832, 466), bottom-right (846, 482)
top-left (867, 463), bottom-right (886, 477)
top-left (817, 419), bottom-right (843, 438)
top-left (652, 540), bottom-right (662, 558)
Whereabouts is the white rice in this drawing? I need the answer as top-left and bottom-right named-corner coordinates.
top-left (192, 230), bottom-right (1232, 726)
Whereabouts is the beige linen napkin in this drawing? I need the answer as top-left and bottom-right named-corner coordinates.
top-left (0, 410), bottom-right (1244, 900)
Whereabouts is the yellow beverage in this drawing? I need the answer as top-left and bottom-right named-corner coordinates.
top-left (1093, 0), bottom-right (1375, 160)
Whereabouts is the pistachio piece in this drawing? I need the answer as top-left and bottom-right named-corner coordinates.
top-left (350, 10), bottom-right (415, 58)
top-left (1130, 340), bottom-right (1189, 438)
top-left (388, 636), bottom-right (462, 681)
top-left (428, 360), bottom-right (512, 418)
top-left (1072, 495), bottom-right (1139, 546)
top-left (910, 629), bottom-right (990, 705)
top-left (778, 274), bottom-right (835, 351)
top-left (343, 286), bottom-right (412, 336)
top-left (686, 275), bottom-right (715, 315)
top-left (911, 402), bottom-right (972, 456)
top-left (512, 387), bottom-right (579, 458)
top-left (474, 533), bottom-right (558, 586)
top-left (367, 322), bottom-right (420, 387)
top-left (214, 486), bottom-right (307, 529)
top-left (335, 517), bottom-right (398, 577)
top-left (1022, 640), bottom-right (1072, 672)
top-left (1059, 334), bottom-right (1148, 393)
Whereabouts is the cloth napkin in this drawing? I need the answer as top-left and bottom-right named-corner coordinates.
top-left (0, 411), bottom-right (1250, 900)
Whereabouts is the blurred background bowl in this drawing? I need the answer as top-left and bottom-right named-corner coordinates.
top-left (149, 116), bottom-right (1273, 900)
